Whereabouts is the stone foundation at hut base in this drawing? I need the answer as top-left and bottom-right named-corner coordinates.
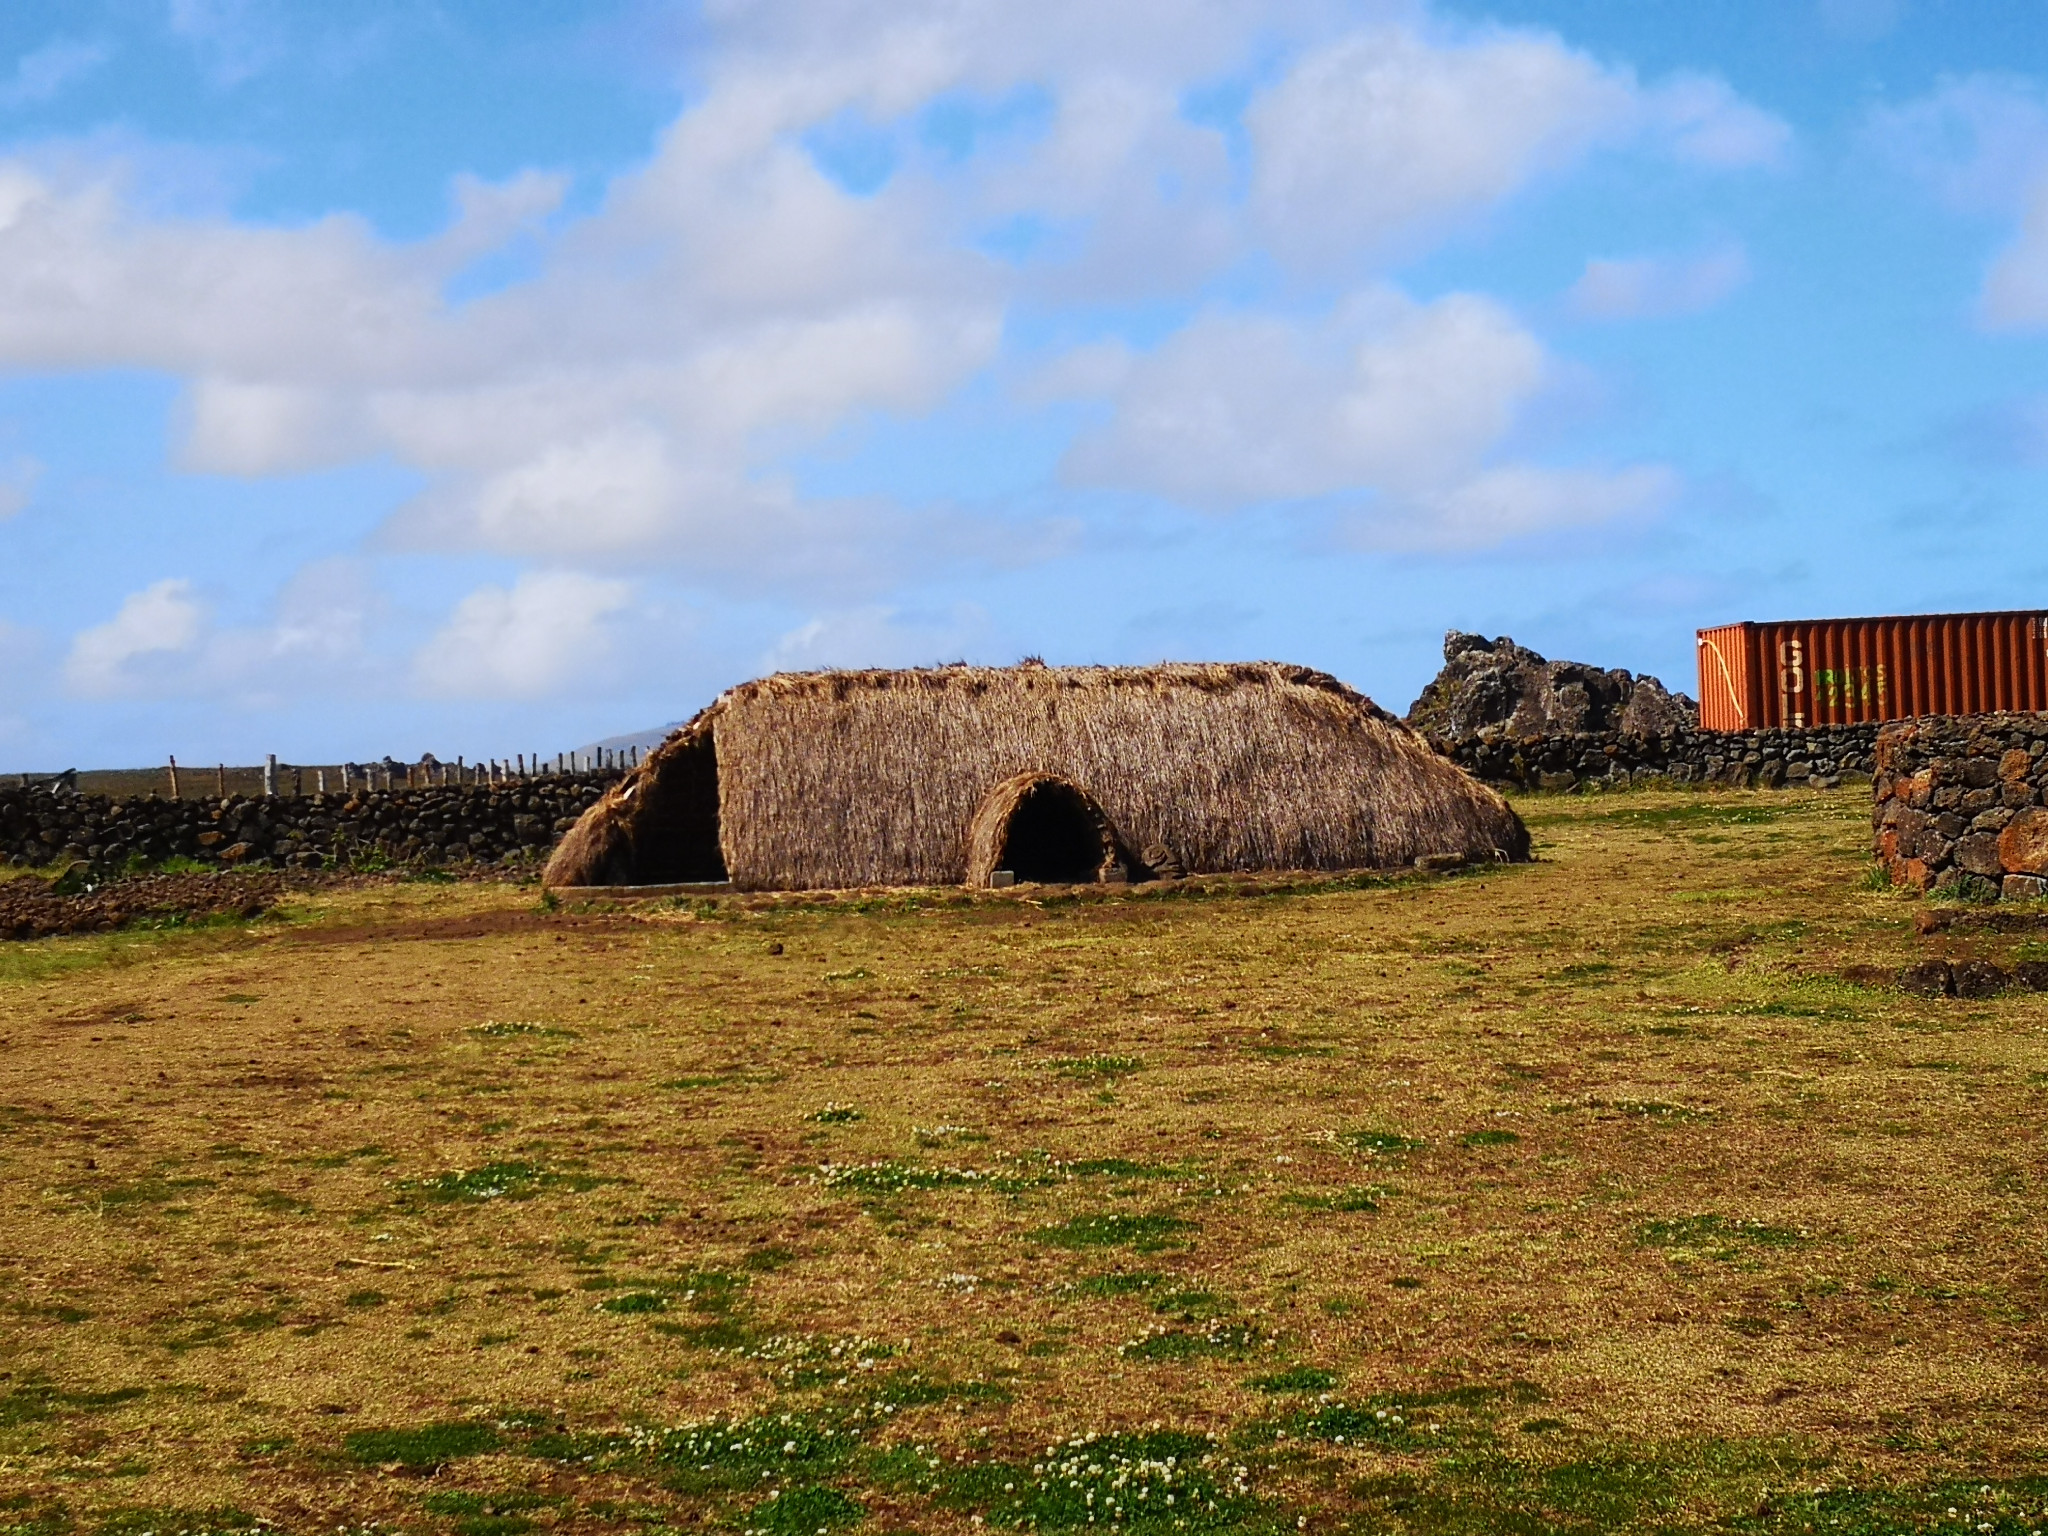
top-left (0, 772), bottom-right (621, 874)
top-left (1432, 724), bottom-right (1880, 794)
top-left (1873, 714), bottom-right (2048, 900)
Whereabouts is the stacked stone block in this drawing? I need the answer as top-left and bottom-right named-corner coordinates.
top-left (1872, 715), bottom-right (2048, 901)
top-left (1433, 725), bottom-right (1881, 795)
top-left (0, 773), bottom-right (621, 874)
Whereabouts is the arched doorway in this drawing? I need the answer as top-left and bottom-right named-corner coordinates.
top-left (966, 773), bottom-right (1123, 887)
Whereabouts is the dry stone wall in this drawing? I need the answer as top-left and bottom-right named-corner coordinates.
top-left (1433, 725), bottom-right (1881, 794)
top-left (1872, 714), bottom-right (2048, 901)
top-left (0, 772), bottom-right (622, 874)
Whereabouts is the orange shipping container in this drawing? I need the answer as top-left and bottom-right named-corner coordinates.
top-left (1696, 610), bottom-right (2048, 732)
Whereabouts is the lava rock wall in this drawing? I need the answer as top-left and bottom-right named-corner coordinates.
top-left (1873, 715), bottom-right (2048, 901)
top-left (1433, 724), bottom-right (1881, 794)
top-left (0, 773), bottom-right (622, 873)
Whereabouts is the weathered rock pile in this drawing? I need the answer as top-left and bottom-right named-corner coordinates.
top-left (0, 772), bottom-right (620, 874)
top-left (1873, 714), bottom-right (2048, 901)
top-left (1407, 631), bottom-right (1697, 739)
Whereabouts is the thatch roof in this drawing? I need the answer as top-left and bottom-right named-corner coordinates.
top-left (544, 660), bottom-right (1529, 890)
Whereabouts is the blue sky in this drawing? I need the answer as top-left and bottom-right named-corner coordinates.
top-left (3, 0), bottom-right (2048, 768)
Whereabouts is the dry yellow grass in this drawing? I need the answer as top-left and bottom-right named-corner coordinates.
top-left (2, 787), bottom-right (2045, 1536)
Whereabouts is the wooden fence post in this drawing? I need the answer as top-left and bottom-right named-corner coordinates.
top-left (168, 756), bottom-right (181, 799)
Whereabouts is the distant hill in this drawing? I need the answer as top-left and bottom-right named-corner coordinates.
top-left (574, 722), bottom-right (687, 758)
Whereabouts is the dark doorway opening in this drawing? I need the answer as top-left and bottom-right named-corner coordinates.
top-left (634, 729), bottom-right (727, 883)
top-left (996, 779), bottom-right (1106, 884)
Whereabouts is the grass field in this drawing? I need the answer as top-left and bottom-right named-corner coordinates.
top-left (4, 787), bottom-right (2047, 1536)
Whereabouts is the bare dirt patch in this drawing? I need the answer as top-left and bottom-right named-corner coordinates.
top-left (0, 869), bottom-right (290, 940)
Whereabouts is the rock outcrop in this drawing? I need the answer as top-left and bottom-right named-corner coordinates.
top-left (1406, 631), bottom-right (1697, 739)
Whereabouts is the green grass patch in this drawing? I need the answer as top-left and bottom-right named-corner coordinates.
top-left (1637, 1214), bottom-right (1808, 1257)
top-left (816, 1160), bottom-right (999, 1194)
top-left (1341, 1129), bottom-right (1424, 1157)
top-left (747, 1483), bottom-right (864, 1535)
top-left (1120, 1320), bottom-right (1267, 1361)
top-left (1461, 1128), bottom-right (1521, 1147)
top-left (399, 1161), bottom-right (603, 1204)
top-left (1152, 1289), bottom-right (1233, 1319)
top-left (598, 1290), bottom-right (669, 1315)
top-left (863, 1368), bottom-right (1011, 1408)
top-left (876, 1428), bottom-right (1257, 1532)
top-left (1070, 1271), bottom-right (1161, 1298)
top-left (1277, 1186), bottom-right (1381, 1213)
top-left (1050, 1055), bottom-right (1144, 1079)
top-left (95, 1506), bottom-right (268, 1535)
top-left (1065, 1157), bottom-right (1185, 1179)
top-left (1026, 1212), bottom-right (1193, 1252)
top-left (472, 1020), bottom-right (576, 1039)
top-left (342, 1420), bottom-right (501, 1469)
top-left (1245, 1366), bottom-right (1335, 1393)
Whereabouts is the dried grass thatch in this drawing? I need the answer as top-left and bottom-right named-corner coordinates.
top-left (543, 661), bottom-right (1529, 890)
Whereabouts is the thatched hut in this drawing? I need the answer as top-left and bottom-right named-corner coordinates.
top-left (543, 661), bottom-right (1529, 891)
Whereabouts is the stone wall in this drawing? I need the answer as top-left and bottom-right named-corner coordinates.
top-left (0, 772), bottom-right (622, 874)
top-left (1433, 724), bottom-right (1881, 794)
top-left (1872, 715), bottom-right (2048, 901)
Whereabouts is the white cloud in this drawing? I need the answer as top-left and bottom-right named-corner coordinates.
top-left (0, 617), bottom-right (42, 707)
top-left (1379, 463), bottom-right (1676, 550)
top-left (1061, 286), bottom-right (1673, 548)
top-left (1817, 0), bottom-right (1905, 42)
top-left (0, 3), bottom-right (1782, 581)
top-left (764, 602), bottom-right (989, 671)
top-left (167, 0), bottom-right (281, 86)
top-left (1641, 74), bottom-right (1790, 169)
top-left (414, 572), bottom-right (633, 699)
top-left (1245, 23), bottom-right (1786, 267)
top-left (1246, 26), bottom-right (1633, 267)
top-left (1982, 183), bottom-right (2048, 329)
top-left (56, 561), bottom-right (395, 703)
top-left (1870, 76), bottom-right (2048, 330)
top-left (0, 39), bottom-right (109, 109)
top-left (64, 578), bottom-right (207, 697)
top-left (1870, 74), bottom-right (2048, 213)
top-left (1569, 243), bottom-right (1749, 320)
top-left (0, 453), bottom-right (40, 518)
top-left (1065, 289), bottom-right (1542, 505)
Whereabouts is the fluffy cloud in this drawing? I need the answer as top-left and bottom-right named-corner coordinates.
top-left (1247, 25), bottom-right (1624, 267)
top-left (1246, 27), bottom-right (1784, 268)
top-left (0, 2), bottom-right (1782, 631)
top-left (764, 601), bottom-right (990, 671)
top-left (0, 38), bottom-right (109, 109)
top-left (1569, 244), bottom-right (1749, 319)
top-left (0, 453), bottom-right (40, 518)
top-left (1059, 286), bottom-right (1671, 545)
top-left (58, 561), bottom-right (387, 702)
top-left (1064, 291), bottom-right (1542, 505)
top-left (1983, 185), bottom-right (2048, 329)
top-left (1871, 75), bottom-right (2048, 329)
top-left (1388, 462), bottom-right (1676, 549)
top-left (64, 578), bottom-right (207, 697)
top-left (414, 571), bottom-right (633, 699)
